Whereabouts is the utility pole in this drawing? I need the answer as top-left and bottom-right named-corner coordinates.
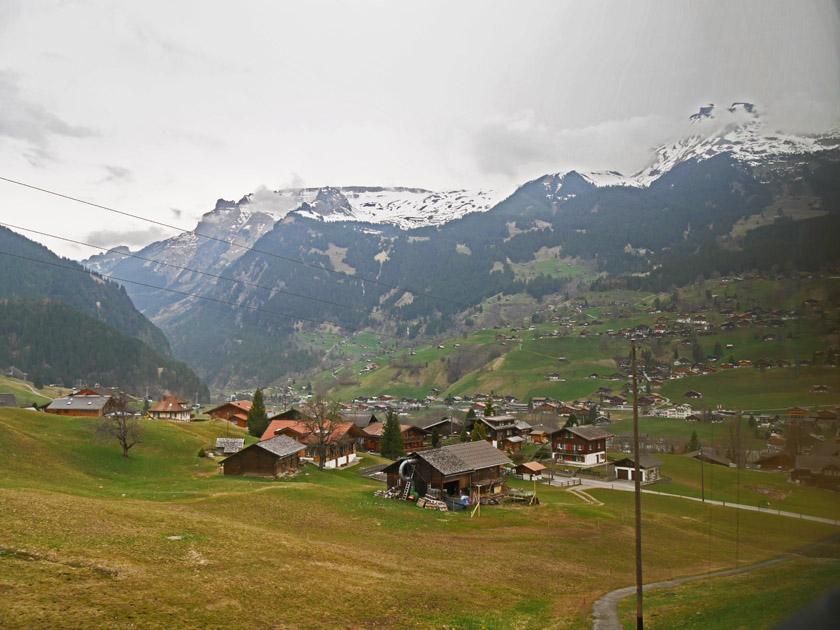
top-left (631, 340), bottom-right (644, 630)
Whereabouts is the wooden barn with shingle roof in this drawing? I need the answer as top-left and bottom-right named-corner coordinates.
top-left (220, 435), bottom-right (306, 478)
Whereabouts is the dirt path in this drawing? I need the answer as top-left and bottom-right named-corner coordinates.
top-left (591, 557), bottom-right (788, 629)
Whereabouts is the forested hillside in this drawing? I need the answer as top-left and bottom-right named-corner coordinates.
top-left (0, 299), bottom-right (208, 399)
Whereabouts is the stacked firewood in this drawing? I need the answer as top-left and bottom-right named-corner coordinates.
top-left (374, 487), bottom-right (403, 499)
top-left (416, 495), bottom-right (448, 511)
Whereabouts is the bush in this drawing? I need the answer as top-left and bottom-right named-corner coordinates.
top-left (197, 448), bottom-right (206, 458)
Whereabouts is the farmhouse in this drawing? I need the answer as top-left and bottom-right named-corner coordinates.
top-left (612, 454), bottom-right (664, 483)
top-left (221, 435), bottom-right (306, 478)
top-left (792, 455), bottom-right (840, 491)
top-left (261, 419), bottom-right (366, 469)
top-left (45, 394), bottom-right (117, 417)
top-left (383, 440), bottom-right (512, 501)
top-left (148, 395), bottom-right (192, 422)
top-left (549, 425), bottom-right (612, 467)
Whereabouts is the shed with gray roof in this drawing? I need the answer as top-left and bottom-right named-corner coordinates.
top-left (220, 435), bottom-right (306, 478)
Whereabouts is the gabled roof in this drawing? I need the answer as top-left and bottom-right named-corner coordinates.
top-left (517, 461), bottom-right (547, 473)
top-left (415, 441), bottom-right (512, 476)
top-left (215, 438), bottom-right (245, 454)
top-left (268, 407), bottom-right (304, 421)
top-left (552, 425), bottom-right (613, 440)
top-left (207, 400), bottom-right (253, 415)
top-left (363, 421), bottom-right (419, 437)
top-left (256, 435), bottom-right (307, 458)
top-left (46, 394), bottom-right (111, 411)
top-left (795, 455), bottom-right (840, 474)
top-left (613, 454), bottom-right (664, 469)
top-left (149, 395), bottom-right (191, 413)
top-left (261, 419), bottom-right (364, 444)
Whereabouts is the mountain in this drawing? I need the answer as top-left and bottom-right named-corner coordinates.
top-left (0, 226), bottom-right (208, 399)
top-left (80, 105), bottom-right (840, 389)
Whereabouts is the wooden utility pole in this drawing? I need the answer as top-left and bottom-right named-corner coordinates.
top-left (631, 340), bottom-right (644, 629)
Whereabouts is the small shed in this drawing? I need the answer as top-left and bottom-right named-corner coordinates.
top-left (221, 435), bottom-right (305, 478)
top-left (516, 461), bottom-right (547, 481)
top-left (612, 455), bottom-right (664, 484)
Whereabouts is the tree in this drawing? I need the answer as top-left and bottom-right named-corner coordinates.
top-left (247, 388), bottom-right (269, 438)
top-left (470, 421), bottom-right (487, 442)
top-left (713, 341), bottom-right (723, 356)
top-left (563, 413), bottom-right (578, 429)
top-left (685, 430), bottom-right (700, 453)
top-left (142, 397), bottom-right (150, 414)
top-left (483, 401), bottom-right (495, 417)
top-left (465, 408), bottom-right (477, 421)
top-left (33, 371), bottom-right (44, 390)
top-left (430, 427), bottom-right (440, 448)
top-left (459, 426), bottom-right (470, 442)
top-left (96, 391), bottom-right (141, 458)
top-left (302, 395), bottom-right (341, 470)
top-left (380, 410), bottom-right (405, 460)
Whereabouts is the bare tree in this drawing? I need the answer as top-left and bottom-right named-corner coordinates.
top-left (96, 391), bottom-right (141, 458)
top-left (301, 395), bottom-right (341, 470)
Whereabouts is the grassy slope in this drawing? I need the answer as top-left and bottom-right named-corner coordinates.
top-left (2, 408), bottom-right (839, 629)
top-left (0, 375), bottom-right (67, 407)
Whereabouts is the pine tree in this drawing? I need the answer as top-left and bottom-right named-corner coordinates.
top-left (563, 413), bottom-right (578, 429)
top-left (470, 422), bottom-right (487, 442)
top-left (431, 427), bottom-right (440, 448)
top-left (686, 430), bottom-right (700, 453)
top-left (380, 410), bottom-right (404, 460)
top-left (247, 388), bottom-right (269, 437)
top-left (459, 426), bottom-right (470, 442)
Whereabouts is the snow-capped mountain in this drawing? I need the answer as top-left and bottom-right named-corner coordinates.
top-left (545, 103), bottom-right (840, 190)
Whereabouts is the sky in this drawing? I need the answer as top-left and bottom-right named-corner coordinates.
top-left (0, 0), bottom-right (838, 259)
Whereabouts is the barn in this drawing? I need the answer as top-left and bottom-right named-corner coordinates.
top-left (612, 454), bottom-right (664, 483)
top-left (221, 435), bottom-right (306, 478)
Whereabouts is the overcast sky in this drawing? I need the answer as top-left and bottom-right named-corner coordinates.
top-left (0, 0), bottom-right (838, 259)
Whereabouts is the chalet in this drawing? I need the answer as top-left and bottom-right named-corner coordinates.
top-left (362, 421), bottom-right (426, 454)
top-left (268, 407), bottom-right (305, 421)
top-left (754, 451), bottom-right (795, 471)
top-left (792, 455), bottom-right (840, 491)
top-left (206, 400), bottom-right (253, 428)
top-left (45, 394), bottom-right (116, 417)
top-left (594, 416), bottom-right (611, 427)
top-left (414, 416), bottom-right (455, 437)
top-left (261, 419), bottom-right (365, 469)
top-left (516, 461), bottom-right (547, 481)
top-left (221, 435), bottom-right (306, 478)
top-left (549, 425), bottom-right (612, 467)
top-left (477, 415), bottom-right (525, 452)
top-left (787, 406), bottom-right (811, 420)
top-left (612, 455), bottom-right (664, 483)
top-left (148, 395), bottom-right (192, 422)
top-left (810, 385), bottom-right (829, 394)
top-left (215, 438), bottom-right (245, 456)
top-left (383, 441), bottom-right (512, 502)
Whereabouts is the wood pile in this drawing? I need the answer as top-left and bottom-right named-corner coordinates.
top-left (416, 495), bottom-right (448, 511)
top-left (374, 487), bottom-right (403, 499)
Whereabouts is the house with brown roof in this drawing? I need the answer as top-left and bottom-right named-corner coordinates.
top-left (792, 455), bottom-right (840, 491)
top-left (149, 395), bottom-right (192, 422)
top-left (261, 419), bottom-right (365, 469)
top-left (220, 435), bottom-right (306, 478)
top-left (206, 400), bottom-right (253, 428)
top-left (362, 421), bottom-right (425, 454)
top-left (382, 441), bottom-right (512, 503)
top-left (45, 394), bottom-right (117, 418)
top-left (549, 425), bottom-right (612, 468)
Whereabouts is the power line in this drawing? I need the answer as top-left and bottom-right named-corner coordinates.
top-left (0, 175), bottom-right (474, 312)
top-left (0, 248), bottom-right (405, 340)
top-left (0, 221), bottom-right (411, 324)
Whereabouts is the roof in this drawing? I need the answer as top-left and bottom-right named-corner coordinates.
top-left (268, 407), bottom-right (304, 421)
top-left (215, 438), bottom-right (245, 454)
top-left (517, 461), bottom-right (547, 473)
top-left (363, 421), bottom-right (418, 437)
top-left (206, 400), bottom-right (253, 415)
top-left (149, 395), bottom-right (191, 413)
top-left (261, 419), bottom-right (363, 444)
top-left (502, 435), bottom-right (525, 443)
top-left (256, 435), bottom-right (307, 458)
top-left (613, 454), bottom-right (664, 469)
top-left (46, 394), bottom-right (111, 411)
top-left (685, 449), bottom-right (732, 466)
top-left (553, 425), bottom-right (613, 441)
top-left (416, 441), bottom-right (512, 476)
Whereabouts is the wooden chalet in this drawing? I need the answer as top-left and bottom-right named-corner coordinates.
top-left (383, 441), bottom-right (512, 502)
top-left (612, 454), bottom-right (664, 483)
top-left (414, 416), bottom-right (455, 437)
top-left (45, 394), bottom-right (117, 417)
top-left (362, 421), bottom-right (426, 454)
top-left (477, 415), bottom-right (527, 452)
top-left (148, 395), bottom-right (192, 422)
top-left (754, 451), bottom-right (794, 471)
top-left (549, 425), bottom-right (612, 467)
top-left (206, 400), bottom-right (253, 428)
top-left (261, 419), bottom-right (365, 469)
top-left (221, 435), bottom-right (306, 478)
top-left (792, 455), bottom-right (840, 491)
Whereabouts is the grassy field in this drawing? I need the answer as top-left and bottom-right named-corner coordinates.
top-left (0, 375), bottom-right (66, 407)
top-left (2, 408), bottom-right (839, 629)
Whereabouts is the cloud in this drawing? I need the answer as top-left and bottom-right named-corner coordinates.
top-left (102, 165), bottom-right (133, 183)
top-left (85, 226), bottom-right (168, 250)
top-left (0, 70), bottom-right (96, 148)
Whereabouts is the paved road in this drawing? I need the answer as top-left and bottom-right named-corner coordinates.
top-left (578, 478), bottom-right (840, 526)
top-left (591, 558), bottom-right (788, 629)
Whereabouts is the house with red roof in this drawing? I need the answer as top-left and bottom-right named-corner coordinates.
top-left (206, 400), bottom-right (253, 428)
top-left (148, 395), bottom-right (192, 422)
top-left (261, 419), bottom-right (365, 469)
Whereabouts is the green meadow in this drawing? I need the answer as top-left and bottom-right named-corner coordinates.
top-left (2, 409), bottom-right (838, 629)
